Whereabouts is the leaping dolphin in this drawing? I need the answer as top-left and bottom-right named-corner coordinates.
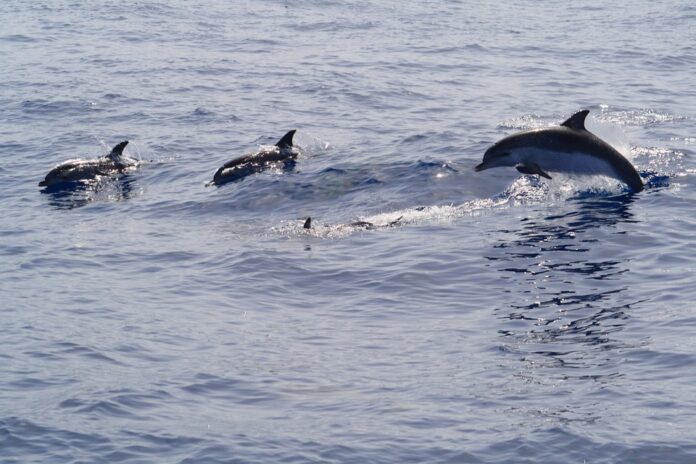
top-left (39, 141), bottom-right (133, 187)
top-left (475, 110), bottom-right (643, 192)
top-left (210, 130), bottom-right (298, 186)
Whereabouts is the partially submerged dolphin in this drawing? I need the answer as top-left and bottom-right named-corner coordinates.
top-left (39, 141), bottom-right (133, 187)
top-left (210, 130), bottom-right (298, 186)
top-left (475, 110), bottom-right (643, 192)
top-left (301, 215), bottom-right (404, 231)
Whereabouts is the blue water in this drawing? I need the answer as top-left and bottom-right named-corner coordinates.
top-left (2, 1), bottom-right (696, 462)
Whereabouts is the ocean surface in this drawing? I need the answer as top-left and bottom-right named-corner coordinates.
top-left (2, 1), bottom-right (696, 462)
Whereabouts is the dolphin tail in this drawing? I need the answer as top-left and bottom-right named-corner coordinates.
top-left (275, 130), bottom-right (296, 149)
top-left (108, 141), bottom-right (129, 158)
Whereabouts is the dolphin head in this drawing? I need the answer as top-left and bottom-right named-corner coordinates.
top-left (39, 167), bottom-right (62, 187)
top-left (475, 135), bottom-right (519, 172)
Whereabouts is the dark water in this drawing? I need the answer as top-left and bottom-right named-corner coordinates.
top-left (2, 1), bottom-right (696, 462)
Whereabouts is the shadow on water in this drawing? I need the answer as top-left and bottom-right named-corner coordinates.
top-left (486, 193), bottom-right (646, 388)
top-left (40, 174), bottom-right (138, 210)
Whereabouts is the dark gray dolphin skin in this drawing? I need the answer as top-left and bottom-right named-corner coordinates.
top-left (211, 130), bottom-right (298, 186)
top-left (475, 110), bottom-right (643, 192)
top-left (39, 141), bottom-right (131, 187)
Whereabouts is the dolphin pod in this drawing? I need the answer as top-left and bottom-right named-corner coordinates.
top-left (475, 110), bottom-right (644, 192)
top-left (40, 110), bottom-right (645, 206)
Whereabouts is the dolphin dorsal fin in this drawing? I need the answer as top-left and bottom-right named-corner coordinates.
top-left (275, 130), bottom-right (296, 149)
top-left (560, 110), bottom-right (589, 130)
top-left (108, 141), bottom-right (129, 158)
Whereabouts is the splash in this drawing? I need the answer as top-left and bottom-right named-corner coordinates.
top-left (631, 146), bottom-right (684, 176)
top-left (584, 116), bottom-right (632, 159)
top-left (274, 171), bottom-right (644, 239)
top-left (274, 196), bottom-right (508, 239)
top-left (595, 107), bottom-right (687, 127)
top-left (498, 114), bottom-right (553, 131)
top-left (292, 131), bottom-right (332, 158)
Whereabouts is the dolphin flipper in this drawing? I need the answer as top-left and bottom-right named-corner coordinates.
top-left (275, 130), bottom-right (296, 149)
top-left (516, 163), bottom-right (552, 179)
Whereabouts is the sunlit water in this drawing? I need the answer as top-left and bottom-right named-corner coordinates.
top-left (2, 1), bottom-right (696, 462)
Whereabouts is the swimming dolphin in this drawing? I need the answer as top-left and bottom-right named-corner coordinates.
top-left (475, 110), bottom-right (643, 192)
top-left (210, 130), bottom-right (298, 186)
top-left (302, 215), bottom-right (404, 231)
top-left (39, 141), bottom-right (133, 187)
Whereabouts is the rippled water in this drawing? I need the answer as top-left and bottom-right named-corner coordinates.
top-left (2, 1), bottom-right (696, 462)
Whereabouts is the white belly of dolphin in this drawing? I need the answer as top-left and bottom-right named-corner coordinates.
top-left (515, 148), bottom-right (617, 177)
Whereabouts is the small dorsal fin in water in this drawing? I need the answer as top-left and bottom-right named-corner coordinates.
top-left (560, 110), bottom-right (589, 130)
top-left (303, 217), bottom-right (312, 229)
top-left (275, 130), bottom-right (296, 149)
top-left (108, 141), bottom-right (129, 158)
top-left (516, 162), bottom-right (552, 179)
top-left (388, 216), bottom-right (404, 227)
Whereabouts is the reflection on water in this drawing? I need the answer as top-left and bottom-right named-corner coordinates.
top-left (487, 194), bottom-right (645, 391)
top-left (40, 174), bottom-right (138, 210)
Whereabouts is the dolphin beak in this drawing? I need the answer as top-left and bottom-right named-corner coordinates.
top-left (474, 162), bottom-right (489, 172)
